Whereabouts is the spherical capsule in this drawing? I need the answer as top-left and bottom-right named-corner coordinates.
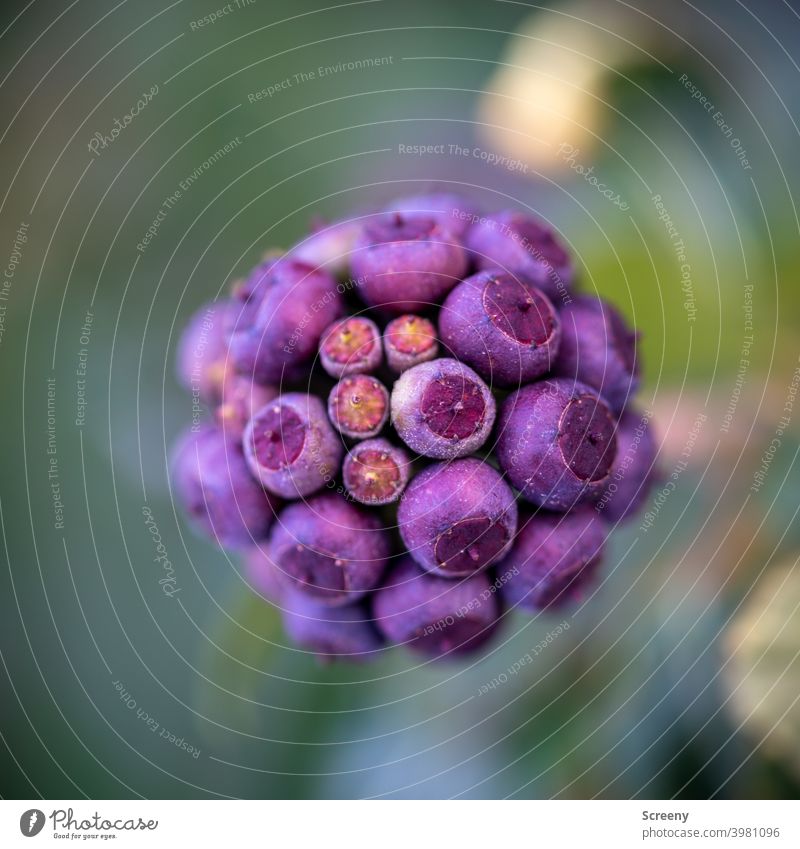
top-left (351, 213), bottom-right (468, 314)
top-left (270, 493), bottom-right (390, 606)
top-left (319, 316), bottom-right (382, 378)
top-left (383, 192), bottom-right (480, 237)
top-left (499, 507), bottom-right (607, 611)
top-left (595, 409), bottom-right (658, 523)
top-left (229, 260), bottom-right (344, 385)
top-left (466, 210), bottom-right (573, 303)
top-left (243, 393), bottom-right (343, 498)
top-left (439, 269), bottom-right (561, 387)
top-left (175, 300), bottom-right (236, 404)
top-left (373, 558), bottom-right (501, 658)
top-left (172, 424), bottom-right (277, 549)
top-left (496, 378), bottom-right (617, 510)
top-left (216, 374), bottom-right (278, 442)
top-left (242, 543), bottom-right (287, 603)
top-left (342, 438), bottom-right (411, 505)
top-left (383, 314), bottom-right (439, 373)
top-left (398, 458), bottom-right (517, 577)
top-left (327, 374), bottom-right (389, 440)
top-left (282, 591), bottom-right (385, 663)
top-left (288, 217), bottom-right (362, 277)
top-left (554, 295), bottom-right (640, 413)
top-left (391, 358), bottom-right (495, 459)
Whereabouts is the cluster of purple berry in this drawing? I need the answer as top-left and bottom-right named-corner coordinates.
top-left (172, 193), bottom-right (657, 662)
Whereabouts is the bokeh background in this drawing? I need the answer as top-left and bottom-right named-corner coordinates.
top-left (2, 0), bottom-right (800, 799)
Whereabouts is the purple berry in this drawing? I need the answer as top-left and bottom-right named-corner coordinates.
top-left (383, 193), bottom-right (479, 237)
top-left (229, 260), bottom-right (344, 385)
top-left (327, 374), bottom-right (389, 440)
top-left (391, 358), bottom-right (495, 459)
top-left (466, 210), bottom-right (573, 303)
top-left (282, 591), bottom-right (384, 662)
top-left (288, 217), bottom-right (362, 276)
top-left (175, 300), bottom-right (235, 404)
top-left (216, 374), bottom-right (278, 441)
top-left (496, 378), bottom-right (617, 511)
top-left (499, 507), bottom-right (607, 611)
top-left (319, 316), bottom-right (382, 377)
top-left (242, 543), bottom-right (287, 603)
top-left (172, 424), bottom-right (277, 549)
top-left (342, 438), bottom-right (411, 505)
top-left (595, 409), bottom-right (658, 523)
top-left (243, 393), bottom-right (343, 498)
top-left (270, 493), bottom-right (390, 606)
top-left (383, 314), bottom-right (439, 373)
top-left (554, 295), bottom-right (640, 413)
top-left (398, 458), bottom-right (517, 577)
top-left (439, 269), bottom-right (561, 387)
top-left (351, 213), bottom-right (468, 314)
top-left (373, 558), bottom-right (500, 658)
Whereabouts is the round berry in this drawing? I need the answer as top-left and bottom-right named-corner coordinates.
top-left (391, 358), bottom-right (495, 459)
top-left (383, 192), bottom-right (479, 237)
top-left (242, 543), bottom-right (287, 604)
top-left (466, 210), bottom-right (573, 303)
top-left (496, 378), bottom-right (617, 510)
top-left (243, 393), bottom-right (342, 498)
top-left (439, 269), bottom-right (561, 387)
top-left (175, 300), bottom-right (235, 404)
top-left (342, 438), bottom-right (411, 505)
top-left (384, 314), bottom-right (439, 373)
top-left (172, 424), bottom-right (277, 549)
top-left (319, 316), bottom-right (382, 378)
top-left (554, 295), bottom-right (639, 413)
top-left (327, 374), bottom-right (389, 440)
top-left (351, 213), bottom-right (468, 314)
top-left (499, 507), bottom-right (607, 610)
top-left (216, 374), bottom-right (278, 442)
top-left (595, 409), bottom-right (658, 523)
top-left (282, 592), bottom-right (384, 662)
top-left (270, 493), bottom-right (390, 606)
top-left (374, 558), bottom-right (501, 658)
top-left (398, 458), bottom-right (517, 577)
top-left (229, 260), bottom-right (344, 385)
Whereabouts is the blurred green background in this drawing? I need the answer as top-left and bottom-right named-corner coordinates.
top-left (2, 0), bottom-right (800, 799)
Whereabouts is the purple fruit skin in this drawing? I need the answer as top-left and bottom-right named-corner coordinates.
top-left (390, 358), bottom-right (496, 459)
top-left (554, 295), bottom-right (639, 413)
top-left (383, 193), bottom-right (479, 237)
top-left (499, 507), bottom-right (606, 611)
top-left (282, 591), bottom-right (384, 662)
top-left (465, 210), bottom-right (573, 303)
top-left (319, 316), bottom-right (383, 378)
top-left (176, 300), bottom-right (236, 403)
top-left (398, 458), bottom-right (518, 577)
top-left (351, 214), bottom-right (468, 314)
top-left (172, 424), bottom-right (277, 549)
top-left (243, 393), bottom-right (343, 499)
top-left (439, 269), bottom-right (562, 387)
top-left (342, 437), bottom-right (411, 506)
top-left (270, 493), bottom-right (390, 606)
top-left (596, 409), bottom-right (657, 523)
top-left (242, 543), bottom-right (287, 603)
top-left (288, 217), bottom-right (363, 276)
top-left (373, 557), bottom-right (500, 658)
top-left (216, 375), bottom-right (278, 442)
top-left (496, 378), bottom-right (617, 511)
top-left (229, 261), bottom-right (344, 385)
